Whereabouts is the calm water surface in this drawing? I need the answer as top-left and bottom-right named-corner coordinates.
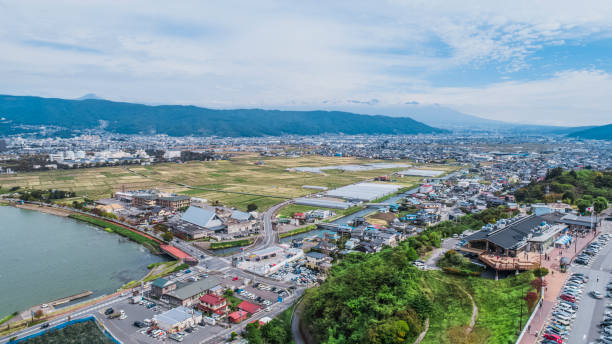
top-left (0, 206), bottom-right (164, 315)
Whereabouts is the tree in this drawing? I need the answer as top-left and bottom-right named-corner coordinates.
top-left (531, 277), bottom-right (546, 290)
top-left (562, 191), bottom-right (576, 203)
top-left (34, 309), bottom-right (44, 319)
top-left (524, 291), bottom-right (539, 311)
top-left (533, 267), bottom-right (549, 278)
top-left (247, 203), bottom-right (258, 212)
top-left (576, 199), bottom-right (591, 214)
top-left (244, 322), bottom-right (263, 344)
top-left (161, 232), bottom-right (174, 242)
top-left (546, 167), bottom-right (563, 180)
top-left (594, 196), bottom-right (608, 213)
top-left (230, 332), bottom-right (238, 340)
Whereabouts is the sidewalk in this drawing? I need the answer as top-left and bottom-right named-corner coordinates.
top-left (519, 230), bottom-right (599, 344)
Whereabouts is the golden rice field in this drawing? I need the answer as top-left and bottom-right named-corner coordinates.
top-left (0, 154), bottom-right (459, 211)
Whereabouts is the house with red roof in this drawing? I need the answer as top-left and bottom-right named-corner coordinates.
top-left (198, 293), bottom-right (227, 316)
top-left (293, 212), bottom-right (306, 220)
top-left (228, 310), bottom-right (248, 324)
top-left (238, 300), bottom-right (261, 315)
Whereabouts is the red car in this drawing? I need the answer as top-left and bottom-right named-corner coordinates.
top-left (543, 333), bottom-right (562, 343)
top-left (560, 294), bottom-right (575, 303)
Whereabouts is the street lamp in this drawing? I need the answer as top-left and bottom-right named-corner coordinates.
top-left (518, 285), bottom-right (524, 334)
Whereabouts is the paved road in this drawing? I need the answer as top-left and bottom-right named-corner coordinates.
top-left (566, 216), bottom-right (612, 343)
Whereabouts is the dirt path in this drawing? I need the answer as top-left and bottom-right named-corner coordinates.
top-left (15, 203), bottom-right (72, 216)
top-left (413, 318), bottom-right (430, 344)
top-left (464, 289), bottom-right (478, 333)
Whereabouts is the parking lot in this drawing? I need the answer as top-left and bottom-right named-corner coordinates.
top-left (538, 224), bottom-right (612, 344)
top-left (565, 228), bottom-right (612, 343)
top-left (268, 260), bottom-right (320, 285)
top-left (99, 298), bottom-right (225, 344)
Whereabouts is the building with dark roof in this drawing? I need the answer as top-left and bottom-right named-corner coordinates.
top-left (151, 278), bottom-right (177, 298)
top-left (463, 214), bottom-right (567, 257)
top-left (162, 276), bottom-right (222, 307)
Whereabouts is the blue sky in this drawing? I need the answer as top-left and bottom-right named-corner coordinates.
top-left (1, 0), bottom-right (612, 126)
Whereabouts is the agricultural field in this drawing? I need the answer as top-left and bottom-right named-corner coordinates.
top-left (0, 154), bottom-right (457, 211)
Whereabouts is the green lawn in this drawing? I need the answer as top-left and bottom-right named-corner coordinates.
top-left (210, 239), bottom-right (253, 249)
top-left (421, 275), bottom-right (473, 344)
top-left (459, 272), bottom-right (535, 344)
top-left (279, 224), bottom-right (317, 238)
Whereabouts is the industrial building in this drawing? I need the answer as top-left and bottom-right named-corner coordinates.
top-left (153, 306), bottom-right (202, 333)
top-left (294, 197), bottom-right (350, 209)
top-left (396, 169), bottom-right (445, 177)
top-left (326, 182), bottom-right (402, 202)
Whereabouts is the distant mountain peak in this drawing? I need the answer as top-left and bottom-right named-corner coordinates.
top-left (76, 93), bottom-right (102, 100)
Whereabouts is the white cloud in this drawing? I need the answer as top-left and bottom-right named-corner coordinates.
top-left (0, 0), bottom-right (611, 125)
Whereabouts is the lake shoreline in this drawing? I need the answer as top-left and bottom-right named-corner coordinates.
top-left (0, 206), bottom-right (164, 327)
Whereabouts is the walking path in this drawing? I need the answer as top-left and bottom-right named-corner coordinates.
top-left (416, 276), bottom-right (478, 343)
top-left (519, 230), bottom-right (600, 344)
top-left (413, 318), bottom-right (430, 344)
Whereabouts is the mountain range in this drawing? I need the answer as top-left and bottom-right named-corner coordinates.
top-left (568, 123), bottom-right (612, 140)
top-left (389, 104), bottom-right (596, 134)
top-left (0, 95), bottom-right (445, 137)
top-left (0, 94), bottom-right (607, 139)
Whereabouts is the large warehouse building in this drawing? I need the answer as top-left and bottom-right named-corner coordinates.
top-left (326, 182), bottom-right (402, 202)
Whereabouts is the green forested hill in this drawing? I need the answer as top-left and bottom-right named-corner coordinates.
top-left (567, 123), bottom-right (612, 140)
top-left (514, 168), bottom-right (612, 207)
top-left (0, 94), bottom-right (445, 137)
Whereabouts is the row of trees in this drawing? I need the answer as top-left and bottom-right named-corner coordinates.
top-left (18, 188), bottom-right (76, 201)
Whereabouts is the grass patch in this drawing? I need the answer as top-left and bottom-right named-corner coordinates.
top-left (457, 271), bottom-right (535, 344)
top-left (0, 312), bottom-right (17, 326)
top-left (69, 214), bottom-right (160, 251)
top-left (121, 260), bottom-right (179, 289)
top-left (279, 224), bottom-right (317, 239)
top-left (210, 239), bottom-right (252, 249)
top-left (228, 295), bottom-right (242, 308)
top-left (147, 261), bottom-right (166, 269)
top-left (420, 274), bottom-right (473, 344)
top-left (172, 263), bottom-right (190, 272)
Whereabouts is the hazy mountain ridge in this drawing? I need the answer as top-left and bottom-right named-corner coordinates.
top-left (568, 123), bottom-right (612, 140)
top-left (0, 95), bottom-right (445, 137)
top-left (400, 104), bottom-right (593, 134)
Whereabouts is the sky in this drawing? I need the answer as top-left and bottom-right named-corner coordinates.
top-left (1, 0), bottom-right (612, 126)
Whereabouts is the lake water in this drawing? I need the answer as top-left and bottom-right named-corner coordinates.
top-left (0, 206), bottom-right (164, 315)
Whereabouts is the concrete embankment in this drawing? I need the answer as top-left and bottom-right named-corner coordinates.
top-left (48, 291), bottom-right (93, 307)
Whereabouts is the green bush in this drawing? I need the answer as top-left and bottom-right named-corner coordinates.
top-left (69, 214), bottom-right (159, 250)
top-left (210, 239), bottom-right (252, 249)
